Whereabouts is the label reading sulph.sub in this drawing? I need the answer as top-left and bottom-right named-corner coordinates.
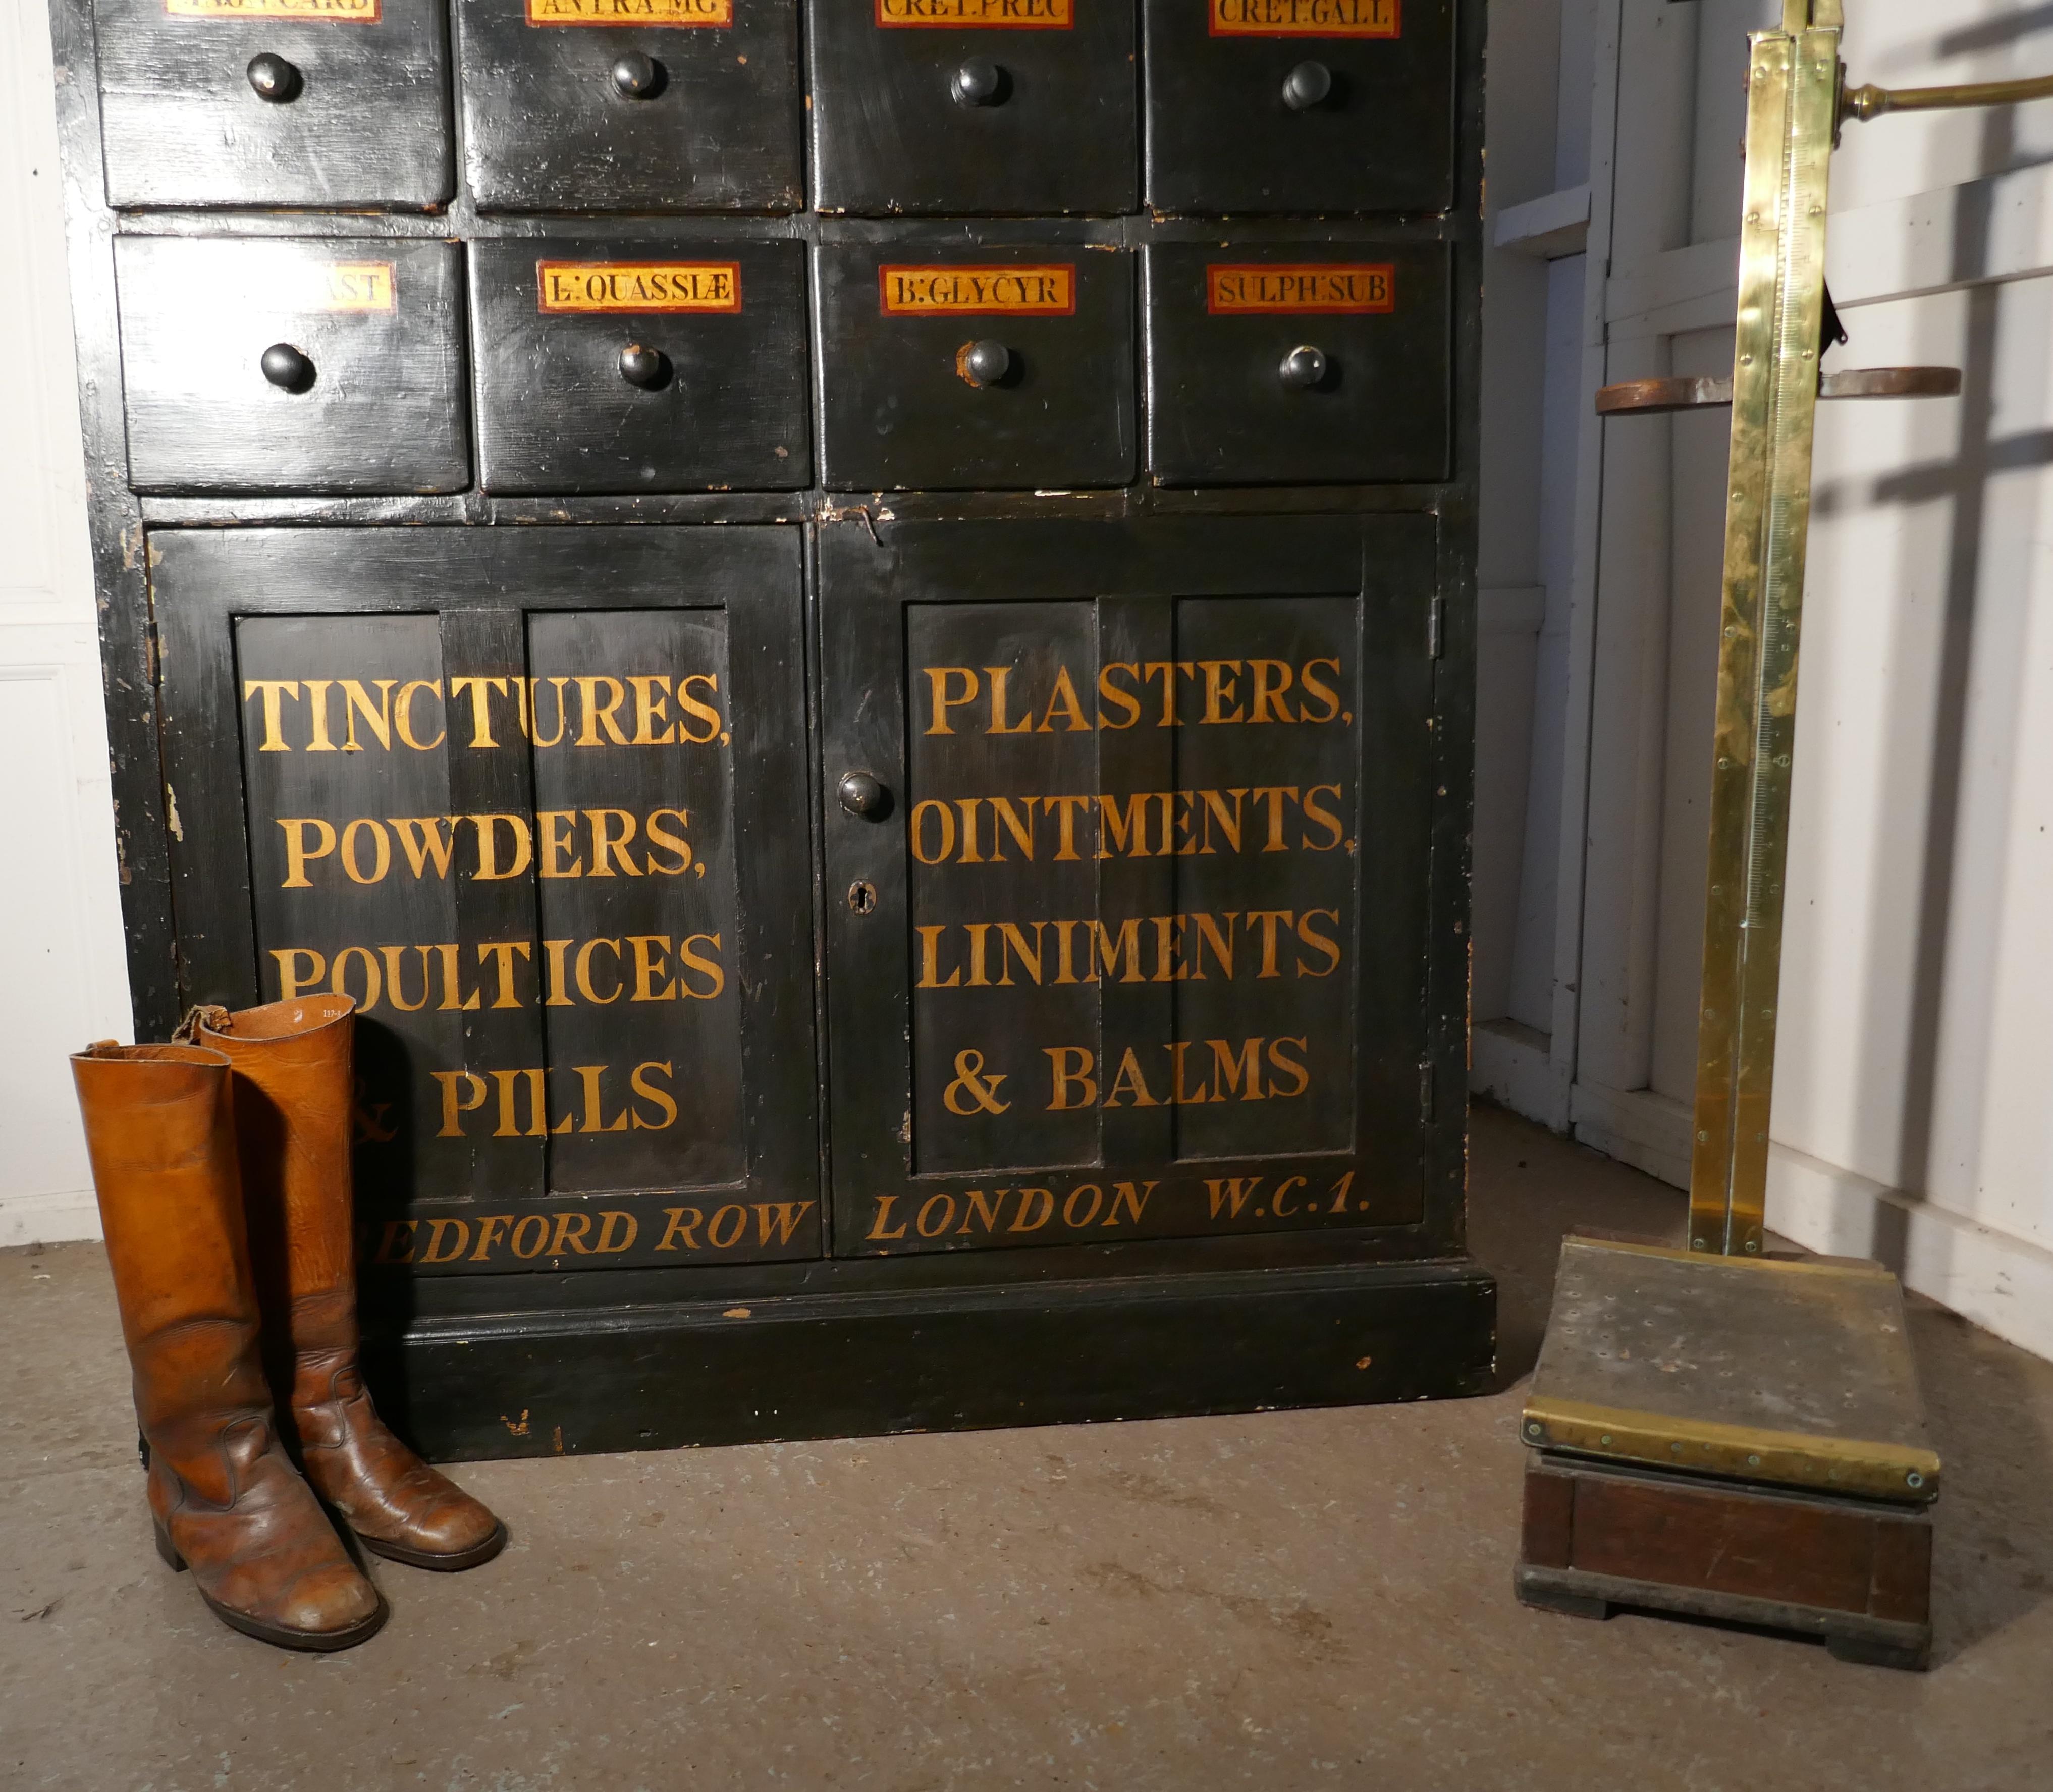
top-left (879, 265), bottom-right (1076, 316)
top-left (1209, 0), bottom-right (1397, 38)
top-left (537, 262), bottom-right (743, 313)
top-left (526, 0), bottom-right (732, 26)
top-left (165, 0), bottom-right (380, 19)
top-left (1206, 264), bottom-right (1393, 314)
top-left (877, 0), bottom-right (1073, 28)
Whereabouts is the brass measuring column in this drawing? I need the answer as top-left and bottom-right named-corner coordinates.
top-left (1517, 0), bottom-right (2053, 1668)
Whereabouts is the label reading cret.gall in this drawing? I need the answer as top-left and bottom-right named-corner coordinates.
top-left (876, 0), bottom-right (1072, 28)
top-left (1206, 264), bottom-right (1394, 314)
top-left (537, 262), bottom-right (743, 313)
top-left (1208, 0), bottom-right (1397, 38)
top-left (880, 265), bottom-right (1076, 316)
top-left (165, 0), bottom-right (380, 19)
top-left (526, 0), bottom-right (732, 26)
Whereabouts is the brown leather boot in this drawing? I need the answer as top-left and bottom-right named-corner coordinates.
top-left (193, 996), bottom-right (507, 1571)
top-left (71, 1043), bottom-right (387, 1651)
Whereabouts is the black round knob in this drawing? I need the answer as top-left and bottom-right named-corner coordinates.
top-left (1279, 345), bottom-right (1329, 389)
top-left (957, 340), bottom-right (1012, 388)
top-left (618, 343), bottom-right (670, 390)
top-left (259, 343), bottom-right (313, 391)
top-left (612, 51), bottom-right (661, 98)
top-left (838, 771), bottom-right (888, 819)
top-left (951, 58), bottom-right (1003, 106)
top-left (246, 53), bottom-right (302, 103)
top-left (1282, 60), bottom-right (1333, 110)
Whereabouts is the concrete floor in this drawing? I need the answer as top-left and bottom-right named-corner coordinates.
top-left (5, 1106), bottom-right (2051, 1791)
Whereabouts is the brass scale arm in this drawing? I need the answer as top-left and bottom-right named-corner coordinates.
top-left (1593, 6), bottom-right (2053, 1257)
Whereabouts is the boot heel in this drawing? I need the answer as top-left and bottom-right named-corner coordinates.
top-left (152, 1520), bottom-right (188, 1573)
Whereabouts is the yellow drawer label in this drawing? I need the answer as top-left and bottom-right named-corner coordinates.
top-left (165, 0), bottom-right (381, 18)
top-left (877, 0), bottom-right (1073, 28)
top-left (1209, 0), bottom-right (1398, 37)
top-left (879, 265), bottom-right (1076, 316)
top-left (1206, 264), bottom-right (1394, 314)
top-left (526, 0), bottom-right (733, 24)
top-left (537, 261), bottom-right (744, 313)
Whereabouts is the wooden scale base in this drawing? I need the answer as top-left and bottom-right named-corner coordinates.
top-left (1515, 1236), bottom-right (1940, 1670)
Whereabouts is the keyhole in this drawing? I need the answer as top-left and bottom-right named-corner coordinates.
top-left (847, 880), bottom-right (878, 915)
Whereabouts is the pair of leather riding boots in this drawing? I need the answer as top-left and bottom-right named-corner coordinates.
top-left (71, 995), bottom-right (504, 1652)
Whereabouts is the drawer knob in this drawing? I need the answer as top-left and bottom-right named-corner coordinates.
top-left (956, 339), bottom-right (1012, 388)
top-left (618, 343), bottom-right (671, 390)
top-left (1279, 344), bottom-right (1329, 389)
top-left (838, 771), bottom-right (889, 819)
top-left (259, 343), bottom-right (314, 392)
top-left (951, 58), bottom-right (1005, 106)
top-left (611, 52), bottom-right (663, 98)
top-left (1282, 60), bottom-right (1333, 111)
top-left (246, 53), bottom-right (302, 103)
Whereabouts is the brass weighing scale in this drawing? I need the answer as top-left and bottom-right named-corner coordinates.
top-left (1515, 0), bottom-right (2053, 1670)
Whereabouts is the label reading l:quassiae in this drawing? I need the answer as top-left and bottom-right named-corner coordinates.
top-left (537, 262), bottom-right (743, 313)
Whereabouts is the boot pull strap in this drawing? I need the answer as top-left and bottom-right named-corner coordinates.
top-left (172, 1004), bottom-right (232, 1044)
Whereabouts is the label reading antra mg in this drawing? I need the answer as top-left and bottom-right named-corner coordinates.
top-left (879, 266), bottom-right (1076, 316)
top-left (537, 262), bottom-right (743, 313)
top-left (526, 0), bottom-right (732, 24)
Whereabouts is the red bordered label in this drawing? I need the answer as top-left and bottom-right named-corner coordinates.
top-left (1209, 0), bottom-right (1397, 38)
top-left (877, 0), bottom-right (1072, 27)
top-left (1206, 263), bottom-right (1394, 314)
top-left (880, 265), bottom-right (1076, 316)
top-left (526, 0), bottom-right (732, 26)
top-left (537, 262), bottom-right (744, 313)
top-left (166, 0), bottom-right (380, 18)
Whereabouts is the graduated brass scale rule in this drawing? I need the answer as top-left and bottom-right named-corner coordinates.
top-left (1670, 1), bottom-right (2053, 1257)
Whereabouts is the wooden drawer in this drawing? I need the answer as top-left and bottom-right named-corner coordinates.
top-left (1144, 243), bottom-right (1449, 485)
top-left (470, 240), bottom-right (810, 493)
top-left (455, 0), bottom-right (802, 212)
top-left (814, 246), bottom-right (1136, 492)
top-left (1143, 0), bottom-right (1453, 216)
top-left (92, 0), bottom-right (452, 209)
top-left (808, 0), bottom-right (1135, 216)
top-left (115, 235), bottom-right (469, 495)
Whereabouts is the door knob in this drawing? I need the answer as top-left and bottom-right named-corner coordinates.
top-left (838, 771), bottom-right (889, 818)
top-left (956, 340), bottom-right (1012, 388)
top-left (260, 343), bottom-right (314, 391)
top-left (951, 58), bottom-right (1004, 106)
top-left (1279, 344), bottom-right (1329, 389)
top-left (618, 343), bottom-right (671, 390)
top-left (612, 52), bottom-right (662, 98)
top-left (1282, 60), bottom-right (1333, 111)
top-left (246, 53), bottom-right (302, 103)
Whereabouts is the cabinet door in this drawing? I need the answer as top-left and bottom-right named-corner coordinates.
top-left (820, 517), bottom-right (1436, 1258)
top-left (815, 246), bottom-right (1136, 492)
top-left (471, 239), bottom-right (810, 493)
top-left (455, 0), bottom-right (802, 211)
top-left (154, 525), bottom-right (818, 1275)
top-left (1142, 0), bottom-right (1453, 216)
top-left (94, 0), bottom-right (453, 209)
top-left (807, 0), bottom-right (1135, 216)
top-left (117, 236), bottom-right (470, 496)
top-left (1145, 243), bottom-right (1449, 486)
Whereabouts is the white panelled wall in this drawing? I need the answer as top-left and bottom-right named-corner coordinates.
top-left (1, 0), bottom-right (131, 1247)
top-left (1475, 0), bottom-right (2053, 1362)
top-left (6, 0), bottom-right (2052, 1363)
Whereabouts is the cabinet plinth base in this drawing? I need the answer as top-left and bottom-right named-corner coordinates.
top-left (363, 1256), bottom-right (1496, 1460)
